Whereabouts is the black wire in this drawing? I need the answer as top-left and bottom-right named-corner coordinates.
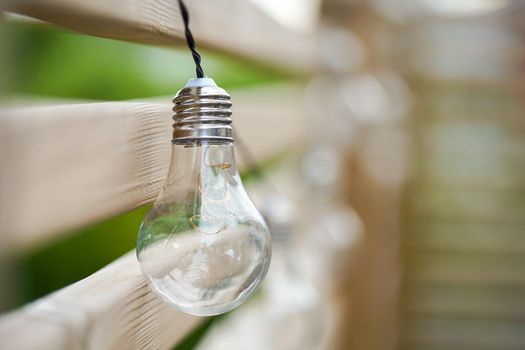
top-left (177, 0), bottom-right (205, 78)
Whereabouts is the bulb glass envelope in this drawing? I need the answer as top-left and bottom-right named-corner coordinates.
top-left (137, 79), bottom-right (272, 316)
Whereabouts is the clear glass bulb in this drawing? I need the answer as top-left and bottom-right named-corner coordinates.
top-left (137, 78), bottom-right (271, 316)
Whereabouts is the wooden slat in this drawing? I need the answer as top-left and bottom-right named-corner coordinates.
top-left (0, 251), bottom-right (201, 350)
top-left (0, 84), bottom-right (306, 255)
top-left (2, 0), bottom-right (317, 73)
top-left (408, 253), bottom-right (525, 287)
top-left (408, 285), bottom-right (525, 320)
top-left (405, 317), bottom-right (525, 349)
top-left (409, 221), bottom-right (525, 255)
top-left (409, 186), bottom-right (525, 223)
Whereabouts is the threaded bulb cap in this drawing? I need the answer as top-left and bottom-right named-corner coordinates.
top-left (172, 78), bottom-right (233, 144)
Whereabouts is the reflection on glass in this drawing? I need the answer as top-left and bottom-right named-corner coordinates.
top-left (137, 142), bottom-right (272, 316)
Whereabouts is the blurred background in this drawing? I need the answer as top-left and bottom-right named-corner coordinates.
top-left (1, 0), bottom-right (525, 349)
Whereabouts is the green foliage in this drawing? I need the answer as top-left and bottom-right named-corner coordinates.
top-left (16, 206), bottom-right (149, 306)
top-left (3, 22), bottom-right (287, 100)
top-left (137, 207), bottom-right (193, 253)
top-left (172, 317), bottom-right (219, 350)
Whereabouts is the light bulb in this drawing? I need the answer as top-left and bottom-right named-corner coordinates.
top-left (137, 78), bottom-right (272, 316)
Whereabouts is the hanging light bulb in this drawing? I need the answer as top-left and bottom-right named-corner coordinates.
top-left (137, 78), bottom-right (272, 316)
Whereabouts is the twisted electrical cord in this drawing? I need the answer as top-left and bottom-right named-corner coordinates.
top-left (177, 0), bottom-right (205, 78)
top-left (176, 1), bottom-right (272, 188)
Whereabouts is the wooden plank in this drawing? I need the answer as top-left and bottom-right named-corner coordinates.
top-left (0, 84), bottom-right (306, 255)
top-left (0, 101), bottom-right (172, 256)
top-left (0, 251), bottom-right (202, 350)
top-left (408, 186), bottom-right (525, 223)
top-left (405, 317), bottom-right (525, 349)
top-left (2, 0), bottom-right (316, 73)
top-left (408, 221), bottom-right (525, 255)
top-left (407, 284), bottom-right (525, 320)
top-left (408, 253), bottom-right (525, 287)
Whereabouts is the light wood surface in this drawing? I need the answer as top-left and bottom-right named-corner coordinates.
top-left (0, 84), bottom-right (306, 255)
top-left (405, 317), bottom-right (525, 349)
top-left (0, 251), bottom-right (202, 350)
top-left (408, 285), bottom-right (525, 320)
top-left (2, 0), bottom-right (317, 73)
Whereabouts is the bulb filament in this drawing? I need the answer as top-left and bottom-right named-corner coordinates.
top-left (188, 148), bottom-right (235, 235)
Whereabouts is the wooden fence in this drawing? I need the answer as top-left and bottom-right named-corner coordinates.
top-left (0, 1), bottom-right (313, 348)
